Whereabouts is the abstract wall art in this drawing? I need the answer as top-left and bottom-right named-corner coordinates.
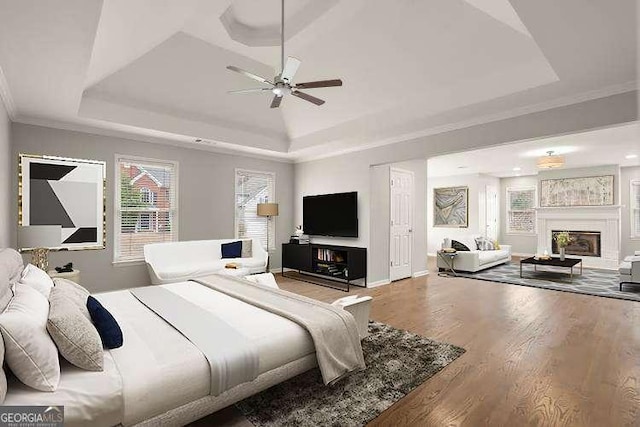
top-left (19, 154), bottom-right (106, 250)
top-left (434, 186), bottom-right (468, 227)
top-left (540, 175), bottom-right (614, 207)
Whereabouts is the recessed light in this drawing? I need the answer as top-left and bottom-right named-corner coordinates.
top-left (513, 167), bottom-right (521, 171)
top-left (457, 166), bottom-right (468, 169)
top-left (626, 154), bottom-right (638, 159)
top-left (195, 138), bottom-right (203, 143)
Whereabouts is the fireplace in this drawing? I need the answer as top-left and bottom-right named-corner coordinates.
top-left (551, 230), bottom-right (601, 257)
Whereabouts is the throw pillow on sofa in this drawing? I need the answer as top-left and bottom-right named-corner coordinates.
top-left (241, 240), bottom-right (252, 258)
top-left (222, 241), bottom-right (243, 259)
top-left (451, 240), bottom-right (471, 251)
top-left (475, 236), bottom-right (495, 251)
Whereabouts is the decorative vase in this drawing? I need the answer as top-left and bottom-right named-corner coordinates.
top-left (559, 247), bottom-right (565, 261)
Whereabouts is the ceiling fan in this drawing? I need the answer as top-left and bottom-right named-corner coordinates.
top-left (226, 0), bottom-right (343, 108)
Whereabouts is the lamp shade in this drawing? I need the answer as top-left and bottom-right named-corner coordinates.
top-left (18, 225), bottom-right (61, 250)
top-left (537, 151), bottom-right (565, 169)
top-left (257, 203), bottom-right (279, 217)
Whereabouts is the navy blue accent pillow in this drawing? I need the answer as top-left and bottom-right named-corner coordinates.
top-left (451, 240), bottom-right (470, 251)
top-left (87, 296), bottom-right (123, 349)
top-left (221, 241), bottom-right (243, 259)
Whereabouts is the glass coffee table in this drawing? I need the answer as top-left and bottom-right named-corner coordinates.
top-left (520, 256), bottom-right (582, 282)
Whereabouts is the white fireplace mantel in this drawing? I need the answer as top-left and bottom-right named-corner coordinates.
top-left (535, 205), bottom-right (621, 269)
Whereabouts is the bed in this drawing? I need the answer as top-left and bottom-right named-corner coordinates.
top-left (2, 267), bottom-right (365, 427)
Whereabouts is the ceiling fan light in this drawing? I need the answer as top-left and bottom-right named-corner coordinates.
top-left (537, 153), bottom-right (565, 169)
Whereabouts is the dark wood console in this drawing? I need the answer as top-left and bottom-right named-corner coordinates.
top-left (281, 243), bottom-right (367, 291)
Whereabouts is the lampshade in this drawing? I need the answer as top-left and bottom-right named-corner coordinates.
top-left (257, 203), bottom-right (279, 217)
top-left (18, 225), bottom-right (61, 250)
top-left (537, 151), bottom-right (565, 169)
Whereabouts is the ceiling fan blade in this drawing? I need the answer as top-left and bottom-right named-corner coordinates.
top-left (228, 88), bottom-right (272, 94)
top-left (270, 95), bottom-right (283, 108)
top-left (291, 90), bottom-right (325, 106)
top-left (227, 66), bottom-right (273, 85)
top-left (280, 57), bottom-right (301, 82)
top-left (295, 79), bottom-right (343, 89)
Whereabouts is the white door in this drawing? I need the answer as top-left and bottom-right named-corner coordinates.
top-left (390, 168), bottom-right (413, 281)
top-left (486, 185), bottom-right (498, 240)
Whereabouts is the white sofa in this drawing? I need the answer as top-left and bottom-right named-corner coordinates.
top-left (144, 238), bottom-right (268, 284)
top-left (437, 236), bottom-right (512, 273)
top-left (619, 250), bottom-right (640, 290)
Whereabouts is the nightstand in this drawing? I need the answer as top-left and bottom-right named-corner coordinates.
top-left (48, 269), bottom-right (81, 284)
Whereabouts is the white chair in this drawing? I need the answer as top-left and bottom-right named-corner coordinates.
top-left (619, 251), bottom-right (640, 291)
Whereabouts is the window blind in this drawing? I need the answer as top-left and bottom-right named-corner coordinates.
top-left (632, 180), bottom-right (640, 238)
top-left (115, 157), bottom-right (178, 262)
top-left (507, 187), bottom-right (536, 234)
top-left (235, 170), bottom-right (275, 251)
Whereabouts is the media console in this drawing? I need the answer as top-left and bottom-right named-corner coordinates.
top-left (281, 243), bottom-right (367, 292)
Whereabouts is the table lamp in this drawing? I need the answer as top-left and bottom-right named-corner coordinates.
top-left (257, 203), bottom-right (279, 271)
top-left (18, 225), bottom-right (61, 271)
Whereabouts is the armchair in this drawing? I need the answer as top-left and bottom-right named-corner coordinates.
top-left (619, 251), bottom-right (640, 291)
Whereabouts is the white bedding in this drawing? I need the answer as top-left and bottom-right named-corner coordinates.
top-left (3, 280), bottom-right (315, 426)
top-left (4, 353), bottom-right (122, 427)
top-left (100, 281), bottom-right (314, 426)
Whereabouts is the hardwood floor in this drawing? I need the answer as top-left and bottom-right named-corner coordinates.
top-left (198, 259), bottom-right (640, 426)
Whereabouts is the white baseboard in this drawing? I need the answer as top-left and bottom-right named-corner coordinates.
top-left (412, 270), bottom-right (429, 278)
top-left (367, 279), bottom-right (390, 288)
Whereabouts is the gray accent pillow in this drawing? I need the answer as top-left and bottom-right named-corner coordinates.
top-left (47, 285), bottom-right (104, 371)
top-left (241, 239), bottom-right (252, 258)
top-left (52, 278), bottom-right (91, 320)
top-left (475, 236), bottom-right (496, 251)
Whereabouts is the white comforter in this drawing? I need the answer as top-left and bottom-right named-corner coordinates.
top-left (3, 281), bottom-right (315, 427)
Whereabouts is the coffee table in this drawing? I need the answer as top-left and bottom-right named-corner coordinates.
top-left (520, 256), bottom-right (582, 282)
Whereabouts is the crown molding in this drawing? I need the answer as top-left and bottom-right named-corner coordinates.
top-left (0, 65), bottom-right (16, 120)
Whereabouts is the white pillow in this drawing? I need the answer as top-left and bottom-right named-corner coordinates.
top-left (19, 264), bottom-right (54, 299)
top-left (244, 273), bottom-right (279, 289)
top-left (0, 284), bottom-right (60, 391)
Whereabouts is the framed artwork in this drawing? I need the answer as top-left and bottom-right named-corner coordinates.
top-left (434, 186), bottom-right (468, 227)
top-left (19, 154), bottom-right (106, 250)
top-left (540, 175), bottom-right (614, 207)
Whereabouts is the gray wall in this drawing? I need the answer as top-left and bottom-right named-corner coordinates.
top-left (0, 101), bottom-right (9, 247)
top-left (621, 166), bottom-right (640, 256)
top-left (11, 123), bottom-right (294, 292)
top-left (499, 175), bottom-right (538, 255)
top-left (295, 91), bottom-right (636, 280)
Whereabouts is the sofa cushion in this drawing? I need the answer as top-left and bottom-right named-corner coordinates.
top-left (241, 240), bottom-right (252, 258)
top-left (619, 261), bottom-right (632, 275)
top-left (477, 250), bottom-right (510, 265)
top-left (159, 262), bottom-right (223, 281)
top-left (451, 240), bottom-right (470, 251)
top-left (236, 257), bottom-right (267, 269)
top-left (221, 241), bottom-right (243, 259)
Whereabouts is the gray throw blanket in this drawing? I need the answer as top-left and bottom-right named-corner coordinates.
top-left (195, 274), bottom-right (366, 385)
top-left (130, 286), bottom-right (259, 396)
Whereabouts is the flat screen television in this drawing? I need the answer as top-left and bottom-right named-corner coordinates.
top-left (303, 192), bottom-right (358, 237)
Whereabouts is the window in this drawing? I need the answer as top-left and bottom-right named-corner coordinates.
top-left (115, 156), bottom-right (178, 263)
top-left (140, 187), bottom-right (156, 206)
top-left (506, 187), bottom-right (536, 234)
top-left (632, 180), bottom-right (640, 238)
top-left (235, 169), bottom-right (275, 251)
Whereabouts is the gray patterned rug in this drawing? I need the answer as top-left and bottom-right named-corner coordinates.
top-left (235, 321), bottom-right (465, 427)
top-left (456, 262), bottom-right (640, 302)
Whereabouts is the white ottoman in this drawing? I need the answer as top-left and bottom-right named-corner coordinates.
top-left (332, 295), bottom-right (373, 339)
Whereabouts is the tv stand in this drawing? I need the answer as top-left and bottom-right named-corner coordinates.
top-left (281, 243), bottom-right (367, 292)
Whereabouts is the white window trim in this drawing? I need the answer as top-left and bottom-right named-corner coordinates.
top-left (506, 186), bottom-right (537, 236)
top-left (234, 168), bottom-right (276, 252)
top-left (113, 154), bottom-right (179, 264)
top-left (631, 179), bottom-right (640, 239)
